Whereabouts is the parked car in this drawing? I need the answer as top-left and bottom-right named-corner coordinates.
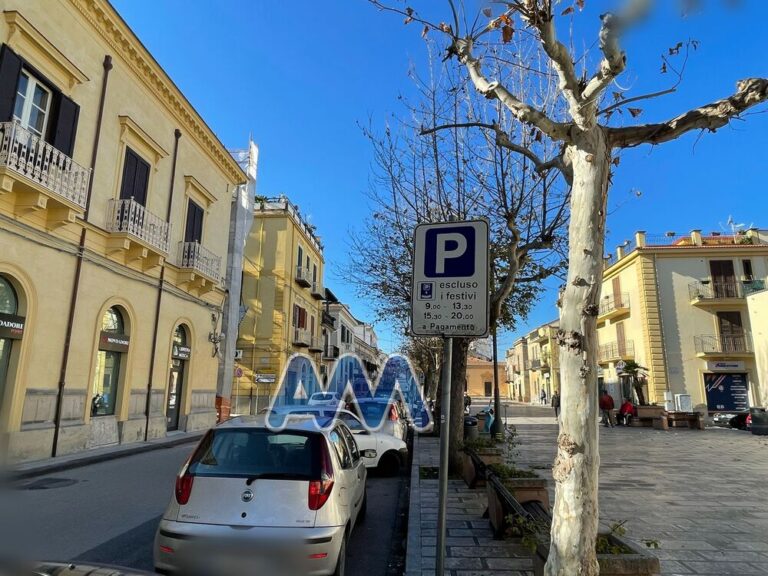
top-left (0, 561), bottom-right (155, 575)
top-left (712, 411), bottom-right (751, 430)
top-left (154, 414), bottom-right (368, 576)
top-left (308, 392), bottom-right (342, 406)
top-left (353, 398), bottom-right (408, 441)
top-left (262, 405), bottom-right (408, 475)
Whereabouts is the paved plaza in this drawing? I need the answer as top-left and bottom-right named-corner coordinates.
top-left (514, 412), bottom-right (768, 575)
top-left (406, 406), bottom-right (768, 576)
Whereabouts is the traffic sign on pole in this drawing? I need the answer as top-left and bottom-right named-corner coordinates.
top-left (411, 220), bottom-right (489, 338)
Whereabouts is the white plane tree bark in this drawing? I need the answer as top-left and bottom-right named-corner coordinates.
top-left (371, 0), bottom-right (768, 573)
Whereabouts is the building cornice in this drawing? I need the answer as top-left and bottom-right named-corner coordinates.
top-left (69, 0), bottom-right (246, 185)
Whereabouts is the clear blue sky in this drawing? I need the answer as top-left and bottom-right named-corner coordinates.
top-left (111, 0), bottom-right (768, 354)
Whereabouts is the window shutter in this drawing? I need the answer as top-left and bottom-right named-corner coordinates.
top-left (0, 45), bottom-right (22, 122)
top-left (120, 150), bottom-right (138, 200)
top-left (132, 155), bottom-right (149, 205)
top-left (51, 93), bottom-right (79, 157)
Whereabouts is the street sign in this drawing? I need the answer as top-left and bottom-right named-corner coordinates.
top-left (411, 220), bottom-right (489, 337)
top-left (616, 360), bottom-right (627, 373)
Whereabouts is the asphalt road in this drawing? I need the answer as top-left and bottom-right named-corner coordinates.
top-left (0, 442), bottom-right (406, 576)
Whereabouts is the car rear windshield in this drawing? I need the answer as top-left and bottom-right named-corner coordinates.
top-left (358, 402), bottom-right (387, 422)
top-left (313, 393), bottom-right (335, 401)
top-left (187, 429), bottom-right (321, 480)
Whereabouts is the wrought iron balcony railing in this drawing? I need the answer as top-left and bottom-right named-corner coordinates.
top-left (295, 265), bottom-right (311, 287)
top-left (292, 328), bottom-right (311, 347)
top-left (107, 198), bottom-right (170, 253)
top-left (179, 241), bottom-right (221, 282)
top-left (598, 340), bottom-right (635, 362)
top-left (599, 292), bottom-right (630, 316)
top-left (0, 121), bottom-right (91, 208)
top-left (694, 334), bottom-right (753, 355)
top-left (689, 281), bottom-right (744, 301)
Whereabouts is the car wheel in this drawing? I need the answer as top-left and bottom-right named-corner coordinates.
top-left (378, 451), bottom-right (400, 477)
top-left (333, 533), bottom-right (347, 576)
top-left (358, 489), bottom-right (367, 522)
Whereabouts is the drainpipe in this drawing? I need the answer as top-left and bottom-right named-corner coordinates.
top-left (52, 55), bottom-right (113, 457)
top-left (144, 128), bottom-right (182, 441)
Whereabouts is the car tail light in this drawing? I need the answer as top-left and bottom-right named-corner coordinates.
top-left (175, 458), bottom-right (194, 505)
top-left (389, 405), bottom-right (399, 421)
top-left (309, 440), bottom-right (334, 510)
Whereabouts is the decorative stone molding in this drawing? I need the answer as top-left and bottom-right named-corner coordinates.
top-left (68, 0), bottom-right (245, 185)
top-left (184, 175), bottom-right (217, 208)
top-left (118, 115), bottom-right (169, 168)
top-left (3, 10), bottom-right (89, 91)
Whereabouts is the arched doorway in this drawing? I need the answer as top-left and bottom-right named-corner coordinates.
top-left (92, 306), bottom-right (129, 417)
top-left (167, 325), bottom-right (190, 431)
top-left (0, 275), bottom-right (24, 417)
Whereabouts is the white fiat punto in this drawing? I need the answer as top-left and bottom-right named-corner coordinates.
top-left (154, 415), bottom-right (368, 576)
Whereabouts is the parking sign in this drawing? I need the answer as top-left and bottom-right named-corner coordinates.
top-left (411, 220), bottom-right (489, 337)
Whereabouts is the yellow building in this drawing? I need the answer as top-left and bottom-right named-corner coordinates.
top-left (466, 354), bottom-right (506, 399)
top-left (598, 229), bottom-right (767, 414)
top-left (747, 288), bottom-right (768, 408)
top-left (505, 339), bottom-right (530, 402)
top-left (523, 321), bottom-right (560, 404)
top-left (0, 1), bottom-right (245, 463)
top-left (234, 196), bottom-right (326, 413)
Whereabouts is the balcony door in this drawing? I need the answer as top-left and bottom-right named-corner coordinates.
top-left (612, 277), bottom-right (623, 307)
top-left (616, 322), bottom-right (627, 356)
top-left (710, 260), bottom-right (737, 298)
top-left (717, 311), bottom-right (744, 353)
top-left (184, 200), bottom-right (204, 243)
top-left (119, 148), bottom-right (149, 206)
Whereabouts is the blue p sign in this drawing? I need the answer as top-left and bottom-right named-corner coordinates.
top-left (424, 226), bottom-right (475, 277)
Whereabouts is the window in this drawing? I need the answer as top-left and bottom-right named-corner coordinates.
top-left (92, 306), bottom-right (127, 417)
top-left (743, 259), bottom-right (754, 281)
top-left (297, 246), bottom-right (304, 269)
top-left (329, 428), bottom-right (351, 469)
top-left (0, 275), bottom-right (17, 315)
top-left (13, 70), bottom-right (51, 138)
top-left (0, 276), bottom-right (19, 416)
top-left (338, 425), bottom-right (360, 465)
top-left (484, 381), bottom-right (493, 396)
top-left (119, 147), bottom-right (150, 205)
top-left (293, 305), bottom-right (307, 329)
top-left (185, 200), bottom-right (204, 243)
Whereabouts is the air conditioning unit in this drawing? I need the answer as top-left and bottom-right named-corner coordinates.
top-left (674, 394), bottom-right (692, 413)
top-left (234, 349), bottom-right (244, 361)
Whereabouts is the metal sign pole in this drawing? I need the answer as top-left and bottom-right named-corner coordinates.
top-left (436, 336), bottom-right (453, 576)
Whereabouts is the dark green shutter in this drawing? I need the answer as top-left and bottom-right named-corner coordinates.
top-left (0, 45), bottom-right (22, 122)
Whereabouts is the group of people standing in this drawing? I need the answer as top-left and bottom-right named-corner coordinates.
top-left (547, 388), bottom-right (637, 428)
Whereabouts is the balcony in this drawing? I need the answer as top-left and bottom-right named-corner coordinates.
top-left (311, 281), bottom-right (324, 300)
top-left (178, 241), bottom-right (221, 291)
top-left (322, 310), bottom-right (336, 329)
top-left (308, 335), bottom-right (324, 352)
top-left (689, 281), bottom-right (745, 306)
top-left (323, 344), bottom-right (340, 360)
top-left (106, 198), bottom-right (169, 269)
top-left (337, 342), bottom-right (354, 355)
top-left (530, 358), bottom-right (542, 370)
top-left (598, 340), bottom-right (635, 364)
top-left (598, 292), bottom-right (630, 320)
top-left (292, 328), bottom-right (311, 348)
top-left (694, 334), bottom-right (753, 358)
top-left (0, 121), bottom-right (91, 227)
top-left (295, 265), bottom-right (311, 287)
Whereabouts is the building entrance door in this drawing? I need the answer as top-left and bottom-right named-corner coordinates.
top-left (166, 359), bottom-right (183, 431)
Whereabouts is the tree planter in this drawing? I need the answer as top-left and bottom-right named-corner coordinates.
top-left (461, 447), bottom-right (503, 488)
top-left (532, 533), bottom-right (661, 576)
top-left (486, 473), bottom-right (549, 537)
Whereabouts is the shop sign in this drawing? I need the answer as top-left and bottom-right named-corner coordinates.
top-left (0, 313), bottom-right (25, 340)
top-left (706, 361), bottom-right (745, 372)
top-left (704, 372), bottom-right (749, 412)
top-left (254, 373), bottom-right (276, 384)
top-left (99, 331), bottom-right (130, 352)
top-left (172, 344), bottom-right (192, 359)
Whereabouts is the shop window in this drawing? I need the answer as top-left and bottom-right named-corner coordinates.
top-left (0, 275), bottom-right (20, 416)
top-left (92, 306), bottom-right (129, 417)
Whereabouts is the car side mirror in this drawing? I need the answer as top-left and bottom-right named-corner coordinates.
top-left (361, 449), bottom-right (377, 459)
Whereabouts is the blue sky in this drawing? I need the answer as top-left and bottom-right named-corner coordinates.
top-left (111, 0), bottom-right (768, 354)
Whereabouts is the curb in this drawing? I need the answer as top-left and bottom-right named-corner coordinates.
top-left (404, 433), bottom-right (422, 576)
top-left (7, 431), bottom-right (204, 481)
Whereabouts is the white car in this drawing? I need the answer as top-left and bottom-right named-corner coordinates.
top-left (154, 415), bottom-right (368, 576)
top-left (308, 392), bottom-right (342, 406)
top-left (354, 399), bottom-right (408, 442)
top-left (264, 406), bottom-right (408, 476)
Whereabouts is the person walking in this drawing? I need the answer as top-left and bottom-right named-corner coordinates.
top-left (539, 388), bottom-right (547, 406)
top-left (551, 389), bottom-right (561, 420)
top-left (599, 390), bottom-right (616, 428)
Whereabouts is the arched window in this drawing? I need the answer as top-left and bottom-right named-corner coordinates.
top-left (92, 306), bottom-right (128, 417)
top-left (0, 276), bottom-right (18, 315)
top-left (173, 324), bottom-right (187, 347)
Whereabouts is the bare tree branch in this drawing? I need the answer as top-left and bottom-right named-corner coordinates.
top-left (581, 12), bottom-right (627, 110)
top-left (454, 37), bottom-right (571, 141)
top-left (608, 78), bottom-right (768, 149)
top-left (599, 87), bottom-right (677, 116)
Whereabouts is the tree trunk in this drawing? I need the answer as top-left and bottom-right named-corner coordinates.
top-left (450, 338), bottom-right (470, 472)
top-left (545, 128), bottom-right (610, 576)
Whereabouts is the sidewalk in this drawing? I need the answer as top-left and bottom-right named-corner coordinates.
top-left (5, 430), bottom-right (204, 480)
top-left (405, 434), bottom-right (534, 576)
